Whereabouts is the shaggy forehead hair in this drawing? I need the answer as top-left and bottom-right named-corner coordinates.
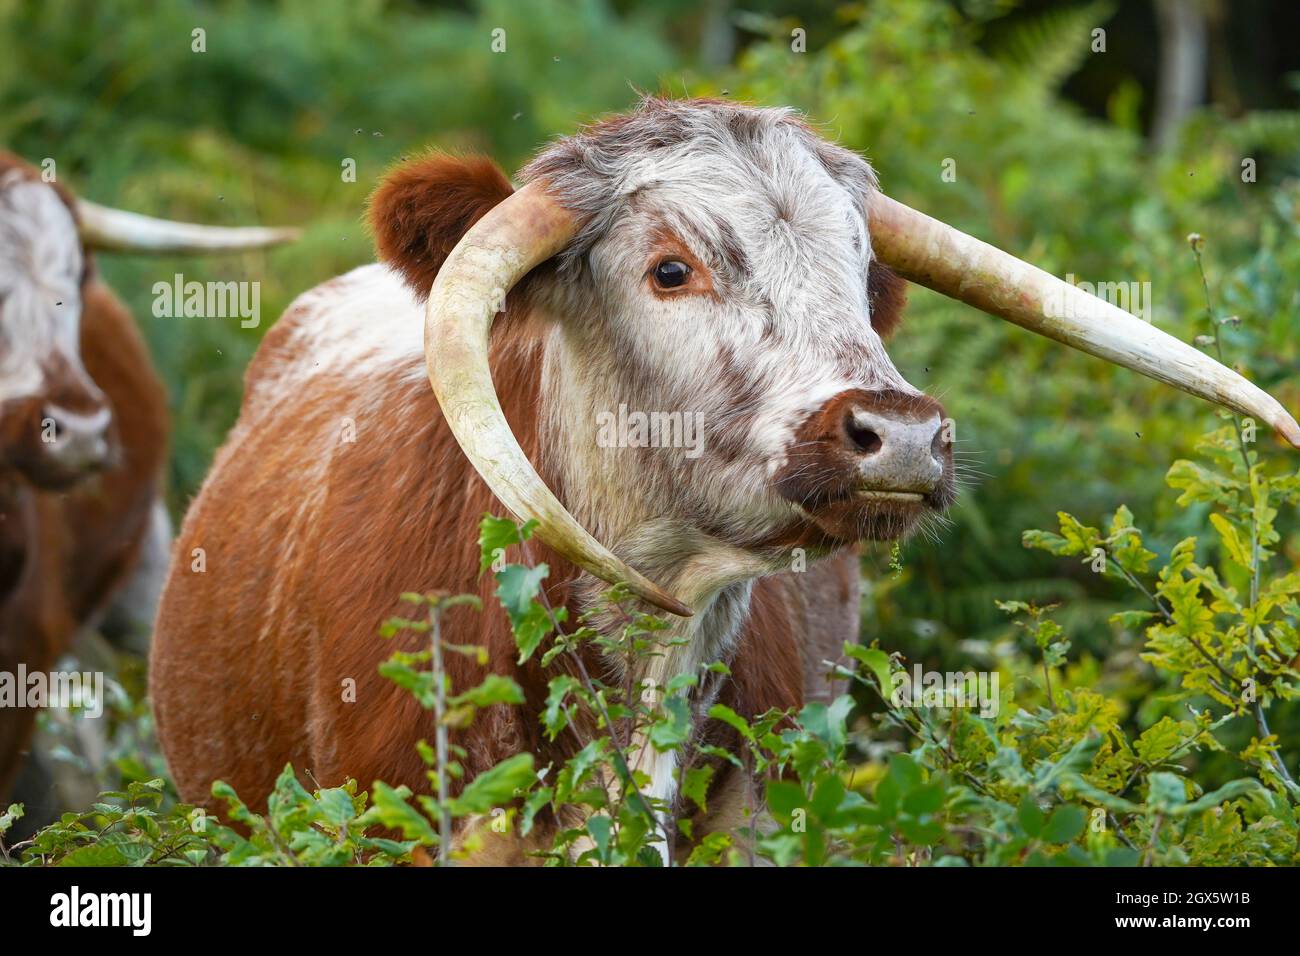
top-left (521, 97), bottom-right (880, 276)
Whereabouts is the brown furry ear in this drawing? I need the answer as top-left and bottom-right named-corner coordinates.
top-left (368, 153), bottom-right (514, 300)
top-left (868, 262), bottom-right (907, 339)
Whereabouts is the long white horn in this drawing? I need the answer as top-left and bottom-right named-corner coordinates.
top-left (868, 193), bottom-right (1300, 449)
top-left (424, 182), bottom-right (692, 617)
top-left (77, 199), bottom-right (301, 254)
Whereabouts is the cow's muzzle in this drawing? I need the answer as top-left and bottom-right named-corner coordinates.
top-left (39, 402), bottom-right (113, 480)
top-left (1, 366), bottom-right (116, 490)
top-left (774, 389), bottom-right (955, 541)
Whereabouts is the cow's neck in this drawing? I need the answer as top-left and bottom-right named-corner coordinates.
top-left (536, 325), bottom-right (775, 669)
top-left (533, 326), bottom-right (781, 839)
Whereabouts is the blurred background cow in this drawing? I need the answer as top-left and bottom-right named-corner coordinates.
top-left (0, 152), bottom-right (297, 835)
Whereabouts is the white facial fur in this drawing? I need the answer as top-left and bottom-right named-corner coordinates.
top-left (0, 172), bottom-right (86, 403)
top-left (527, 102), bottom-right (922, 555)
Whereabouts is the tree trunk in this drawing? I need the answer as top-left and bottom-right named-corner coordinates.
top-left (1152, 0), bottom-right (1208, 149)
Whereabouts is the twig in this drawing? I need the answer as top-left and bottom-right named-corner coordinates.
top-left (429, 601), bottom-right (452, 866)
top-left (1191, 243), bottom-right (1296, 790)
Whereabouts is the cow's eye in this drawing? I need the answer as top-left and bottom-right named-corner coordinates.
top-left (653, 259), bottom-right (691, 289)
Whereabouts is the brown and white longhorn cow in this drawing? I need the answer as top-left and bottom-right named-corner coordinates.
top-left (150, 99), bottom-right (1299, 858)
top-left (0, 152), bottom-right (298, 805)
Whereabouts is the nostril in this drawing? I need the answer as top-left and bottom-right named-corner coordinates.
top-left (844, 412), bottom-right (883, 455)
top-left (931, 421), bottom-right (948, 462)
top-left (41, 409), bottom-right (64, 442)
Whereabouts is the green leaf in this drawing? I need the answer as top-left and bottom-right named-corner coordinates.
top-left (1040, 805), bottom-right (1085, 844)
top-left (1021, 529), bottom-right (1072, 556)
top-left (55, 836), bottom-right (153, 867)
top-left (448, 674), bottom-right (526, 709)
top-left (584, 814), bottom-right (613, 863)
top-left (1133, 716), bottom-right (1187, 765)
top-left (685, 831), bottom-right (733, 867)
top-left (511, 601), bottom-right (560, 665)
top-left (0, 802), bottom-right (23, 837)
top-left (887, 754), bottom-right (924, 793)
top-left (648, 696), bottom-right (692, 752)
top-left (520, 787), bottom-right (553, 837)
top-left (478, 515), bottom-right (538, 574)
top-left (542, 675), bottom-right (580, 741)
top-left (765, 780), bottom-right (805, 821)
top-left (495, 563), bottom-right (550, 625)
top-left (315, 788), bottom-right (358, 828)
top-left (1166, 459), bottom-right (1241, 507)
top-left (1209, 513), bottom-right (1252, 569)
top-left (902, 782), bottom-right (945, 817)
top-left (898, 816), bottom-right (944, 846)
top-left (359, 783), bottom-right (438, 845)
top-left (707, 704), bottom-right (755, 743)
top-left (1177, 779), bottom-right (1262, 816)
top-left (1061, 776), bottom-right (1141, 814)
top-left (1146, 772), bottom-right (1188, 812)
top-left (810, 775), bottom-right (846, 821)
top-left (799, 695), bottom-right (854, 754)
top-left (449, 754), bottom-right (535, 816)
top-left (1057, 512), bottom-right (1102, 555)
top-left (1018, 794), bottom-right (1044, 837)
top-left (845, 643), bottom-right (893, 692)
top-left (1109, 609), bottom-right (1157, 630)
top-left (681, 766), bottom-right (714, 814)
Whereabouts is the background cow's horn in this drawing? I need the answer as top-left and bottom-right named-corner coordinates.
top-left (868, 193), bottom-right (1300, 449)
top-left (424, 181), bottom-right (693, 618)
top-left (76, 199), bottom-right (301, 253)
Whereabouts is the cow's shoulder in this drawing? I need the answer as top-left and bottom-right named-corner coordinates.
top-left (244, 264), bottom-right (424, 413)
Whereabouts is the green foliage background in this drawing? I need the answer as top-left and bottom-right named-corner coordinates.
top-left (1, 0), bottom-right (1298, 864)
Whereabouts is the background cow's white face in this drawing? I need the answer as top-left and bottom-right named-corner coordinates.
top-left (0, 162), bottom-right (113, 489)
top-left (525, 99), bottom-right (955, 556)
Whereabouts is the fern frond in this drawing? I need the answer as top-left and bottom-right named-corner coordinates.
top-left (989, 1), bottom-right (1116, 92)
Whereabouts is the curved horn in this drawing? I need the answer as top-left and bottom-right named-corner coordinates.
top-left (868, 193), bottom-right (1300, 449)
top-left (424, 182), bottom-right (692, 617)
top-left (77, 199), bottom-right (301, 254)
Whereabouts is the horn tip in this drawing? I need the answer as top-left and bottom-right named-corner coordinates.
top-left (1277, 415), bottom-right (1300, 450)
top-left (646, 589), bottom-right (694, 618)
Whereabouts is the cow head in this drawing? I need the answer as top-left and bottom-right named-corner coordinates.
top-left (373, 98), bottom-right (1299, 616)
top-left (0, 153), bottom-right (300, 492)
top-left (0, 157), bottom-right (112, 489)
top-left (518, 101), bottom-right (954, 556)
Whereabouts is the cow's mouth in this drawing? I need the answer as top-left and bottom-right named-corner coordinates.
top-left (809, 490), bottom-right (932, 543)
top-left (783, 481), bottom-right (940, 513)
top-left (757, 482), bottom-right (945, 551)
top-left (856, 489), bottom-right (925, 503)
top-left (10, 449), bottom-right (111, 492)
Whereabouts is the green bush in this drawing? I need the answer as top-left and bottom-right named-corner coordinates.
top-left (7, 417), bottom-right (1297, 866)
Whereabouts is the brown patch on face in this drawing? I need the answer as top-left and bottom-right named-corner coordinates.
top-left (644, 225), bottom-right (715, 300)
top-left (706, 345), bottom-right (766, 466)
top-left (868, 262), bottom-right (907, 339)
